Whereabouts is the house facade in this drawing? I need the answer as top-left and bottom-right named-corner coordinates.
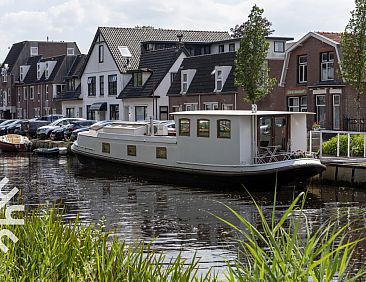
top-left (167, 37), bottom-right (292, 112)
top-left (14, 54), bottom-right (81, 119)
top-left (79, 27), bottom-right (231, 121)
top-left (118, 47), bottom-right (188, 121)
top-left (280, 32), bottom-right (365, 130)
top-left (0, 41), bottom-right (80, 119)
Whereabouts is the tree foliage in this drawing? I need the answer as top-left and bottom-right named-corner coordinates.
top-left (234, 5), bottom-right (277, 106)
top-left (341, 0), bottom-right (366, 127)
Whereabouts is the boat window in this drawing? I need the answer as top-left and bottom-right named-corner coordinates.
top-left (217, 119), bottom-right (231, 138)
top-left (197, 119), bottom-right (210, 137)
top-left (127, 145), bottom-right (136, 156)
top-left (156, 147), bottom-right (167, 159)
top-left (179, 118), bottom-right (190, 136)
top-left (102, 142), bottom-right (110, 154)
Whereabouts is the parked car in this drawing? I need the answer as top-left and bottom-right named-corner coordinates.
top-left (36, 118), bottom-right (85, 139)
top-left (21, 115), bottom-right (65, 138)
top-left (6, 120), bottom-right (26, 134)
top-left (69, 120), bottom-right (112, 141)
top-left (49, 127), bottom-right (67, 141)
top-left (0, 120), bottom-right (21, 135)
top-left (63, 120), bottom-right (97, 141)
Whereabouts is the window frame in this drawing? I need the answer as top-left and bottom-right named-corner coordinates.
top-left (197, 119), bottom-right (210, 138)
top-left (87, 76), bottom-right (96, 96)
top-left (156, 147), bottom-right (167, 159)
top-left (218, 44), bottom-right (225, 53)
top-left (108, 74), bottom-right (117, 95)
top-left (110, 104), bottom-right (119, 120)
top-left (333, 94), bottom-right (340, 130)
top-left (229, 43), bottom-right (235, 52)
top-left (133, 72), bottom-right (142, 87)
top-left (99, 75), bottom-right (104, 96)
top-left (99, 45), bottom-right (104, 63)
top-left (216, 69), bottom-right (223, 92)
top-left (320, 51), bottom-right (335, 81)
top-left (316, 95), bottom-right (326, 128)
top-left (182, 73), bottom-right (188, 93)
top-left (274, 41), bottom-right (285, 53)
top-left (179, 118), bottom-right (190, 136)
top-left (217, 119), bottom-right (231, 139)
top-left (102, 142), bottom-right (110, 154)
top-left (298, 55), bottom-right (308, 83)
top-left (127, 145), bottom-right (137, 156)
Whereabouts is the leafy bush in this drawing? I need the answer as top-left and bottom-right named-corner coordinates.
top-left (322, 134), bottom-right (365, 156)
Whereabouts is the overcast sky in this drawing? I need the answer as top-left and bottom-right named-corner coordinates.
top-left (0, 0), bottom-right (355, 62)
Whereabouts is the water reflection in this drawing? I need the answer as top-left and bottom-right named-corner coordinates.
top-left (1, 152), bottom-right (366, 272)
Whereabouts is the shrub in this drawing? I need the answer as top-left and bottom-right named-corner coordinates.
top-left (322, 134), bottom-right (365, 156)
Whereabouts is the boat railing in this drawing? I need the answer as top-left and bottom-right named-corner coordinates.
top-left (309, 130), bottom-right (366, 158)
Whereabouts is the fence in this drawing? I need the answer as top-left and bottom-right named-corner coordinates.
top-left (343, 118), bottom-right (366, 132)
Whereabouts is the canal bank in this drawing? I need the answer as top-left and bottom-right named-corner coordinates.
top-left (30, 139), bottom-right (73, 153)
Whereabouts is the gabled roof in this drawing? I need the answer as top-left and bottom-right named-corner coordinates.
top-left (279, 31), bottom-right (342, 86)
top-left (167, 52), bottom-right (237, 96)
top-left (87, 27), bottom-right (230, 73)
top-left (118, 47), bottom-right (188, 99)
top-left (2, 41), bottom-right (26, 72)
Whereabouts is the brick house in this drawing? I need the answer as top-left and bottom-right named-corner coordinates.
top-left (167, 37), bottom-right (292, 112)
top-left (280, 32), bottom-right (366, 131)
top-left (0, 41), bottom-right (80, 119)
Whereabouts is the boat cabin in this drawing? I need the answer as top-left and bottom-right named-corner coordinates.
top-left (173, 110), bottom-right (309, 165)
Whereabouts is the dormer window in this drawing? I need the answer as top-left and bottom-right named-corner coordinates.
top-left (274, 41), bottom-right (285, 53)
top-left (67, 48), bottom-right (75, 56)
top-left (45, 63), bottom-right (49, 79)
top-left (19, 65), bottom-right (30, 82)
top-left (30, 47), bottom-right (38, 56)
top-left (182, 73), bottom-right (188, 93)
top-left (133, 72), bottom-right (142, 87)
top-left (216, 70), bottom-right (223, 91)
top-left (20, 67), bottom-right (24, 82)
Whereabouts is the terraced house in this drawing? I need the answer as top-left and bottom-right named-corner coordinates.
top-left (0, 41), bottom-right (80, 119)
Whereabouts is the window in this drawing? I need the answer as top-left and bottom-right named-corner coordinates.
top-left (170, 72), bottom-right (177, 84)
top-left (159, 106), bottom-right (168, 120)
top-left (222, 104), bottom-right (233, 110)
top-left (127, 145), bottom-right (137, 156)
top-left (23, 87), bottom-right (27, 100)
top-left (156, 147), bottom-right (167, 159)
top-left (185, 103), bottom-right (197, 111)
top-left (99, 76), bottom-right (104, 96)
top-left (110, 104), bottom-right (119, 120)
top-left (179, 118), bottom-right (190, 136)
top-left (87, 76), bottom-right (96, 96)
top-left (316, 95), bottom-right (326, 128)
top-left (133, 72), bottom-right (142, 87)
top-left (321, 52), bottom-right (334, 81)
top-left (172, 105), bottom-right (181, 112)
top-left (30, 86), bottom-right (34, 100)
top-left (135, 106), bottom-right (146, 121)
top-left (66, 108), bottom-right (75, 118)
top-left (182, 73), bottom-right (188, 93)
top-left (300, 96), bottom-right (307, 112)
top-left (17, 89), bottom-right (21, 103)
top-left (99, 45), bottom-right (104, 63)
top-left (288, 97), bottom-right (299, 112)
top-left (229, 43), bottom-right (235, 52)
top-left (274, 41), bottom-right (285, 53)
top-left (204, 102), bottom-right (219, 110)
top-left (56, 85), bottom-right (64, 95)
top-left (102, 142), bottom-right (110, 154)
top-left (45, 85), bottom-right (49, 95)
top-left (219, 45), bottom-right (224, 53)
top-left (333, 95), bottom-right (340, 129)
top-left (67, 48), bottom-right (75, 56)
top-left (86, 105), bottom-right (95, 120)
top-left (108, 74), bottom-right (117, 95)
top-left (45, 63), bottom-right (49, 79)
top-left (298, 55), bottom-right (307, 83)
top-left (30, 47), bottom-right (38, 56)
top-left (197, 119), bottom-right (210, 137)
top-left (20, 67), bottom-right (24, 81)
top-left (79, 107), bottom-right (83, 118)
top-left (216, 70), bottom-right (223, 91)
top-left (217, 119), bottom-right (231, 138)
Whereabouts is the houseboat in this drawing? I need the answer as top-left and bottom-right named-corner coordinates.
top-left (71, 111), bottom-right (326, 187)
top-left (0, 134), bottom-right (32, 152)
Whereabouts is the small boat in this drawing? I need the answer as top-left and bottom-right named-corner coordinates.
top-left (71, 110), bottom-right (326, 187)
top-left (0, 134), bottom-right (32, 152)
top-left (33, 147), bottom-right (68, 156)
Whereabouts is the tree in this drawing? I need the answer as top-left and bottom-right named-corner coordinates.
top-left (341, 0), bottom-right (366, 131)
top-left (234, 5), bottom-right (276, 110)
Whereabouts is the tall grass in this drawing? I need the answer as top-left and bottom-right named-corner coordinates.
top-left (214, 189), bottom-right (366, 281)
top-left (0, 209), bottom-right (216, 281)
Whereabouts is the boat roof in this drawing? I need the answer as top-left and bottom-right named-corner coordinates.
top-left (172, 110), bottom-right (315, 116)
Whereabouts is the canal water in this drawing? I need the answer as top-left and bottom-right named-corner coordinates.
top-left (1, 152), bottom-right (366, 274)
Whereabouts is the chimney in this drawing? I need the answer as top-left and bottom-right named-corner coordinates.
top-left (177, 33), bottom-right (183, 48)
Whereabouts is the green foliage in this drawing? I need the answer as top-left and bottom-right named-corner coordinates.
top-left (213, 188), bottom-right (365, 281)
top-left (0, 209), bottom-right (216, 281)
top-left (341, 0), bottom-right (366, 126)
top-left (234, 5), bottom-right (277, 105)
top-left (322, 134), bottom-right (365, 156)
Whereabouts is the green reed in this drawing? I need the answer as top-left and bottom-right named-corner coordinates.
top-left (0, 209), bottom-right (216, 282)
top-left (213, 188), bottom-right (366, 282)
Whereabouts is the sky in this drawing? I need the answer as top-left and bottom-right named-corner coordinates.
top-left (0, 0), bottom-right (355, 62)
